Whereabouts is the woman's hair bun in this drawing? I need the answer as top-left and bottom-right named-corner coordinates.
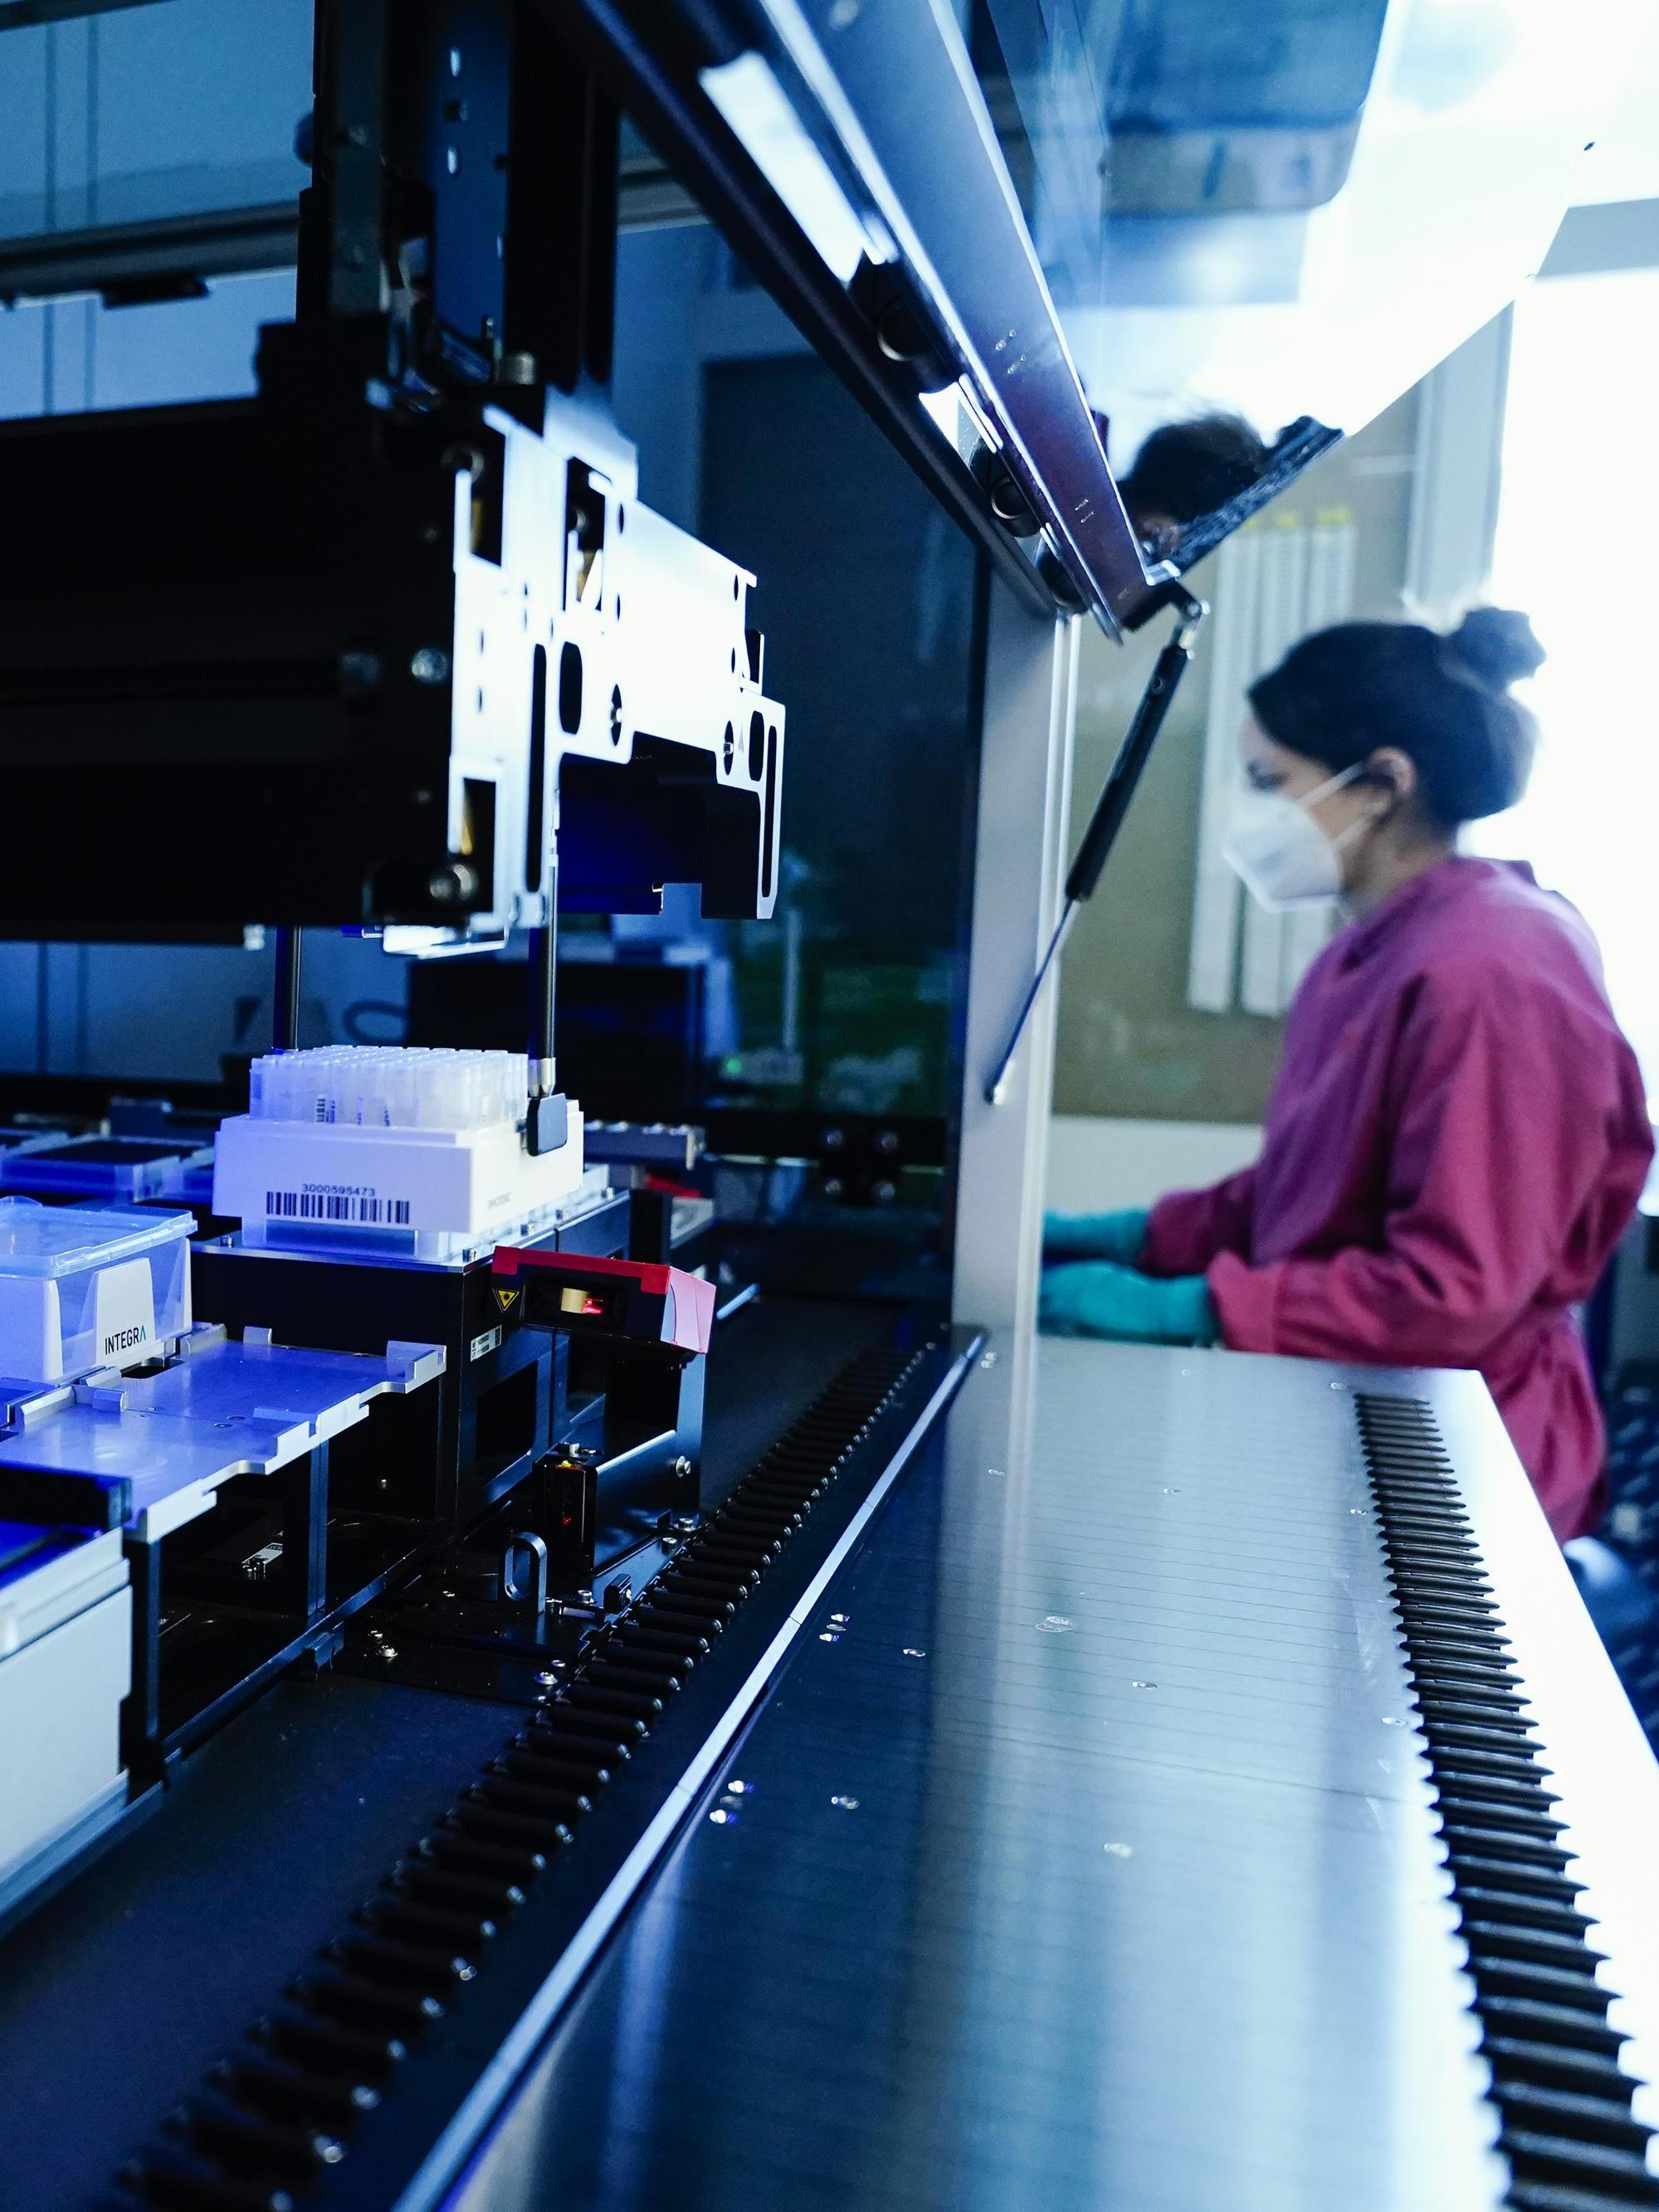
top-left (1446, 606), bottom-right (1545, 691)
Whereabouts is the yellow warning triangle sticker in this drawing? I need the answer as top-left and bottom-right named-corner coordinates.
top-left (492, 1286), bottom-right (520, 1314)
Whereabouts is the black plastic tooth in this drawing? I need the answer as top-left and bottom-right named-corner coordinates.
top-left (1466, 1921), bottom-right (1605, 1972)
top-left (1422, 1729), bottom-right (1545, 1766)
top-left (1391, 1537), bottom-right (1479, 1563)
top-left (119, 2147), bottom-right (295, 2212)
top-left (719, 1503), bottom-right (804, 1532)
top-left (328, 1932), bottom-right (476, 1991)
top-left (171, 2096), bottom-right (342, 2184)
top-left (642, 1591), bottom-right (736, 1623)
top-left (1439, 1796), bottom-right (1563, 1838)
top-left (1412, 1602), bottom-right (1508, 1633)
top-left (663, 1564), bottom-right (758, 1596)
top-left (518, 1726), bottom-right (615, 1780)
top-left (560, 1684), bottom-right (661, 1726)
top-left (1445, 1830), bottom-right (1573, 1872)
top-left (419, 1831), bottom-right (548, 1886)
top-left (394, 1860), bottom-right (526, 1915)
top-left (586, 1658), bottom-right (685, 1696)
top-left (1461, 1889), bottom-right (1593, 1938)
top-left (1412, 1657), bottom-right (1524, 1688)
top-left (1483, 2034), bottom-right (1643, 2100)
top-left (1505, 2175), bottom-right (1659, 2212)
top-left (1448, 1861), bottom-right (1584, 1908)
top-left (1499, 2124), bottom-right (1659, 2200)
top-left (254, 2010), bottom-right (407, 2086)
top-left (289, 1972), bottom-right (444, 2039)
top-left (1463, 1956), bottom-right (1610, 2014)
top-left (1481, 1996), bottom-right (1625, 2053)
top-left (533, 1707), bottom-right (645, 1747)
top-left (690, 1541), bottom-right (777, 1571)
top-left (1417, 1694), bottom-right (1534, 1727)
top-left (357, 1895), bottom-right (498, 1952)
top-left (500, 1736), bottom-right (607, 1787)
top-left (209, 2056), bottom-right (379, 2133)
top-left (447, 1802), bottom-right (575, 1854)
top-left (476, 1769), bottom-right (593, 1819)
top-left (1390, 1576), bottom-right (1499, 1604)
top-left (1406, 1621), bottom-right (1515, 1652)
top-left (617, 1623), bottom-right (710, 1659)
top-left (1438, 1771), bottom-right (1564, 1811)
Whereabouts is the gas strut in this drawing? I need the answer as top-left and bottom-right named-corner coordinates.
top-left (983, 582), bottom-right (1208, 1105)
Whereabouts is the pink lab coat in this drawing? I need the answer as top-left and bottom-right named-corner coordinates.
top-left (1143, 858), bottom-right (1652, 1540)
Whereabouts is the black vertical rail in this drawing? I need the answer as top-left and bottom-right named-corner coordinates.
top-left (272, 927), bottom-right (304, 1052)
top-left (1356, 1392), bottom-right (1659, 2210)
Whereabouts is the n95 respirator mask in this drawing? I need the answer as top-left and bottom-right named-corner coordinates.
top-left (1221, 763), bottom-right (1365, 912)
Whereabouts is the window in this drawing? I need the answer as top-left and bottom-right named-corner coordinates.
top-left (1471, 265), bottom-right (1659, 1099)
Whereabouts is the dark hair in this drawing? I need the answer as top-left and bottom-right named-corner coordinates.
top-left (1247, 607), bottom-right (1545, 828)
top-left (1119, 414), bottom-right (1268, 526)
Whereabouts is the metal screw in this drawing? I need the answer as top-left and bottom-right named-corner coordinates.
top-left (871, 1179), bottom-right (897, 1205)
top-left (537, 1669), bottom-right (559, 1687)
top-left (378, 1644), bottom-right (399, 1662)
top-left (410, 646), bottom-right (450, 685)
top-left (822, 1177), bottom-right (843, 1200)
top-left (427, 863), bottom-right (478, 905)
top-left (875, 1129), bottom-right (900, 1155)
top-left (671, 1455), bottom-right (693, 1479)
top-left (978, 1351), bottom-right (997, 1369)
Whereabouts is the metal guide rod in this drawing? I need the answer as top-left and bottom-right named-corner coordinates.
top-left (271, 926), bottom-right (303, 1053)
top-left (983, 587), bottom-right (1207, 1105)
top-left (526, 893), bottom-right (557, 1100)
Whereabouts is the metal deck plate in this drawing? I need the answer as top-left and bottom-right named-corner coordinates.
top-left (0, 1335), bottom-right (444, 1537)
top-left (446, 1340), bottom-right (1515, 2212)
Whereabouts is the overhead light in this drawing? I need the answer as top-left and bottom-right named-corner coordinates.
top-left (700, 51), bottom-right (878, 285)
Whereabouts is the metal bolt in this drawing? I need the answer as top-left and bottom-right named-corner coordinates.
top-left (875, 1129), bottom-right (900, 1155)
top-left (871, 1179), bottom-right (897, 1205)
top-left (822, 1127), bottom-right (845, 1150)
top-left (378, 1644), bottom-right (399, 1662)
top-left (410, 646), bottom-right (450, 685)
top-left (822, 1177), bottom-right (843, 1200)
top-left (671, 1455), bottom-right (693, 1479)
top-left (537, 1669), bottom-right (559, 1686)
top-left (427, 862), bottom-right (478, 905)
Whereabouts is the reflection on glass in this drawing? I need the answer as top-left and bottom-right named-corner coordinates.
top-left (969, 0), bottom-right (1646, 566)
top-left (0, 0), bottom-right (311, 243)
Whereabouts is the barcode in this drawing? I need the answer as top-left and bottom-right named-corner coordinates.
top-left (265, 1189), bottom-right (412, 1225)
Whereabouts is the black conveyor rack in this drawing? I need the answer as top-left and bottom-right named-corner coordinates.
top-left (105, 1336), bottom-right (939, 2212)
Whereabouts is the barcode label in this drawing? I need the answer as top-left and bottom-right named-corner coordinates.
top-left (265, 1189), bottom-right (412, 1225)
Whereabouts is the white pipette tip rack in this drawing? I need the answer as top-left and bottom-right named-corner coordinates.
top-left (213, 1048), bottom-right (586, 1266)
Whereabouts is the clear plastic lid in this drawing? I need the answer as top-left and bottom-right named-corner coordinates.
top-left (0, 1198), bottom-right (195, 1279)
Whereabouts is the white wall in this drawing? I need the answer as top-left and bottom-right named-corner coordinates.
top-left (1045, 1115), bottom-right (1260, 1213)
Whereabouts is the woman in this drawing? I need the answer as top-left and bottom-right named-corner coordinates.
top-left (1042, 607), bottom-right (1653, 1542)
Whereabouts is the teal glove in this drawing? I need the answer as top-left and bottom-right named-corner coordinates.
top-left (1039, 1261), bottom-right (1216, 1346)
top-left (1042, 1206), bottom-right (1150, 1263)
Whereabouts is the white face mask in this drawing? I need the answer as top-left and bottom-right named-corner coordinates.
top-left (1221, 763), bottom-right (1368, 912)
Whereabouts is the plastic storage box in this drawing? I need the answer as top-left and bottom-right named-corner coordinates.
top-left (0, 1200), bottom-right (194, 1384)
top-left (0, 1523), bottom-right (130, 1912)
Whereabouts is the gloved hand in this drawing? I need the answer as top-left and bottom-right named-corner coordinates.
top-left (1042, 1206), bottom-right (1150, 1263)
top-left (1039, 1261), bottom-right (1216, 1346)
